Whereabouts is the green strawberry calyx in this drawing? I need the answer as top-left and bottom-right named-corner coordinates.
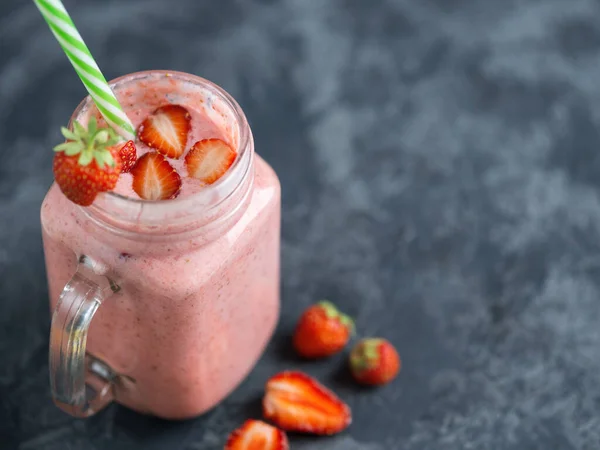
top-left (350, 338), bottom-right (384, 373)
top-left (53, 117), bottom-right (121, 168)
top-left (317, 300), bottom-right (355, 334)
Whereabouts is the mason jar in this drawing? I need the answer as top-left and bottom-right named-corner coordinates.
top-left (41, 71), bottom-right (281, 419)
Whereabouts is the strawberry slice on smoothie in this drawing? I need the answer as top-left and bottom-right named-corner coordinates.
top-left (130, 152), bottom-right (182, 200)
top-left (138, 104), bottom-right (191, 159)
top-left (185, 138), bottom-right (237, 184)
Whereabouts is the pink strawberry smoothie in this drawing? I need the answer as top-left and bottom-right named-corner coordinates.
top-left (41, 71), bottom-right (281, 419)
top-left (96, 74), bottom-right (236, 199)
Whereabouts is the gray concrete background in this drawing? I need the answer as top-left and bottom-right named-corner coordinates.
top-left (1, 0), bottom-right (600, 448)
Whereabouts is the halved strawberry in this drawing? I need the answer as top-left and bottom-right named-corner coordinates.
top-left (185, 138), bottom-right (237, 184)
top-left (130, 152), bottom-right (182, 200)
top-left (225, 420), bottom-right (289, 450)
top-left (116, 140), bottom-right (137, 173)
top-left (263, 371), bottom-right (351, 435)
top-left (138, 104), bottom-right (191, 159)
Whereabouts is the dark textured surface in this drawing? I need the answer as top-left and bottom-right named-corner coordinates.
top-left (1, 0), bottom-right (600, 448)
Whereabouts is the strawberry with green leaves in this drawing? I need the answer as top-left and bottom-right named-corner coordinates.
top-left (293, 301), bottom-right (354, 359)
top-left (185, 138), bottom-right (237, 184)
top-left (53, 118), bottom-right (125, 206)
top-left (349, 338), bottom-right (400, 386)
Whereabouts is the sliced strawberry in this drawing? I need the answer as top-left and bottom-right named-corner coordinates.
top-left (185, 138), bottom-right (237, 184)
top-left (138, 104), bottom-right (191, 159)
top-left (116, 140), bottom-right (137, 173)
top-left (130, 152), bottom-right (182, 200)
top-left (225, 420), bottom-right (289, 450)
top-left (263, 371), bottom-right (352, 435)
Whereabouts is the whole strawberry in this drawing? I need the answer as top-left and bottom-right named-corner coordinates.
top-left (53, 118), bottom-right (123, 206)
top-left (293, 301), bottom-right (354, 359)
top-left (349, 338), bottom-right (400, 386)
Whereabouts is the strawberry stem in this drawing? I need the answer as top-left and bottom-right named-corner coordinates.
top-left (351, 338), bottom-right (384, 372)
top-left (318, 300), bottom-right (339, 318)
top-left (317, 300), bottom-right (355, 333)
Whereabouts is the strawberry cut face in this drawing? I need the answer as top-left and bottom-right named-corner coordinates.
top-left (263, 371), bottom-right (352, 435)
top-left (225, 420), bottom-right (289, 450)
top-left (130, 152), bottom-right (182, 200)
top-left (185, 138), bottom-right (237, 185)
top-left (138, 104), bottom-right (191, 159)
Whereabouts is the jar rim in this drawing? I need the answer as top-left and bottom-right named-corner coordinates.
top-left (70, 70), bottom-right (254, 233)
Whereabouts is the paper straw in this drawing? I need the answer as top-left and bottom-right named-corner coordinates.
top-left (33, 0), bottom-right (136, 140)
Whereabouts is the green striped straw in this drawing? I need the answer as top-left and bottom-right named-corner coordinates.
top-left (33, 0), bottom-right (136, 140)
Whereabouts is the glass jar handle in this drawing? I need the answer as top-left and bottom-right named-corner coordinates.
top-left (49, 259), bottom-right (117, 417)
